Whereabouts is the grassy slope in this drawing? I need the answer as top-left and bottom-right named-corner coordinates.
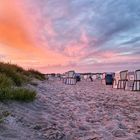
top-left (0, 62), bottom-right (46, 102)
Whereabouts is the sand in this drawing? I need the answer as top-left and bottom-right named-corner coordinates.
top-left (0, 78), bottom-right (140, 140)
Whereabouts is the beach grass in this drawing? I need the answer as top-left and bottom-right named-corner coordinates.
top-left (0, 62), bottom-right (45, 101)
top-left (0, 87), bottom-right (36, 101)
top-left (27, 69), bottom-right (46, 81)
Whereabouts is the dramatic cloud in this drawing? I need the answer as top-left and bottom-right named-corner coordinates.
top-left (0, 0), bottom-right (140, 73)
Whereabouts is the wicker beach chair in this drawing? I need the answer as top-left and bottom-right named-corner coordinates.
top-left (83, 74), bottom-right (88, 80)
top-left (132, 70), bottom-right (140, 91)
top-left (84, 74), bottom-right (93, 81)
top-left (80, 74), bottom-right (84, 81)
top-left (62, 72), bottom-right (67, 83)
top-left (125, 71), bottom-right (134, 90)
top-left (117, 70), bottom-right (128, 89)
top-left (113, 73), bottom-right (120, 88)
top-left (101, 73), bottom-right (106, 85)
top-left (96, 73), bottom-right (100, 79)
top-left (65, 71), bottom-right (76, 85)
top-left (91, 74), bottom-right (97, 80)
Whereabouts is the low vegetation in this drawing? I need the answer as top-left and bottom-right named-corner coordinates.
top-left (0, 62), bottom-right (45, 101)
top-left (27, 69), bottom-right (46, 81)
top-left (0, 110), bottom-right (11, 123)
top-left (0, 88), bottom-right (36, 101)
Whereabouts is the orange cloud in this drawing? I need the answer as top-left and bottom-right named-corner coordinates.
top-left (0, 0), bottom-right (35, 52)
top-left (0, 0), bottom-right (71, 72)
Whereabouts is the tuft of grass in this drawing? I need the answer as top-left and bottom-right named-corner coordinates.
top-left (0, 87), bottom-right (36, 102)
top-left (0, 74), bottom-right (13, 88)
top-left (0, 110), bottom-right (11, 123)
top-left (28, 69), bottom-right (46, 80)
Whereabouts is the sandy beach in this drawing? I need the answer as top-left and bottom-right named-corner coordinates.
top-left (0, 78), bottom-right (140, 140)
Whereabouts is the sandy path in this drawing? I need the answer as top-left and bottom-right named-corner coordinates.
top-left (0, 79), bottom-right (140, 140)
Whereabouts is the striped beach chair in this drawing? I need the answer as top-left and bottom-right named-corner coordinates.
top-left (117, 70), bottom-right (128, 89)
top-left (132, 70), bottom-right (140, 91)
top-left (113, 73), bottom-right (120, 88)
top-left (125, 71), bottom-right (134, 90)
top-left (65, 71), bottom-right (76, 85)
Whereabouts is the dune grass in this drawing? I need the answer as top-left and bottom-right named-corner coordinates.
top-left (0, 62), bottom-right (45, 101)
top-left (0, 87), bottom-right (36, 101)
top-left (0, 73), bottom-right (13, 88)
top-left (0, 62), bottom-right (46, 84)
top-left (27, 69), bottom-right (46, 81)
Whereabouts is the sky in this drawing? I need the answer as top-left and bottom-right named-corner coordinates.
top-left (0, 0), bottom-right (140, 73)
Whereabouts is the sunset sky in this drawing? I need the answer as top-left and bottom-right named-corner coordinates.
top-left (0, 0), bottom-right (140, 73)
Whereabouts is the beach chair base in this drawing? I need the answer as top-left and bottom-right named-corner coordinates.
top-left (132, 80), bottom-right (140, 91)
top-left (125, 80), bottom-right (134, 91)
top-left (102, 79), bottom-right (106, 85)
top-left (117, 80), bottom-right (127, 89)
top-left (65, 78), bottom-right (76, 85)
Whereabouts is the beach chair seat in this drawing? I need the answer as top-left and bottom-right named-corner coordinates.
top-left (132, 70), bottom-right (140, 91)
top-left (117, 70), bottom-right (128, 89)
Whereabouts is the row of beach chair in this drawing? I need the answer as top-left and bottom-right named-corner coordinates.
top-left (113, 69), bottom-right (140, 91)
top-left (61, 69), bottom-right (140, 91)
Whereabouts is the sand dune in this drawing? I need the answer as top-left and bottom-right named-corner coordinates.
top-left (0, 79), bottom-right (140, 140)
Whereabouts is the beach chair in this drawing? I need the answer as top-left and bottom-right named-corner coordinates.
top-left (62, 72), bottom-right (67, 83)
top-left (96, 73), bottom-right (99, 79)
top-left (101, 73), bottom-right (106, 85)
top-left (117, 70), bottom-right (128, 89)
top-left (113, 73), bottom-right (120, 88)
top-left (132, 70), bottom-right (140, 91)
top-left (84, 74), bottom-right (93, 81)
top-left (83, 74), bottom-right (88, 80)
top-left (105, 73), bottom-right (114, 85)
top-left (65, 71), bottom-right (76, 85)
top-left (80, 74), bottom-right (84, 81)
top-left (125, 71), bottom-right (134, 90)
top-left (92, 74), bottom-right (97, 80)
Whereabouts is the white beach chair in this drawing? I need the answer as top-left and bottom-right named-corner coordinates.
top-left (83, 74), bottom-right (88, 80)
top-left (101, 73), bottom-right (106, 85)
top-left (96, 73), bottom-right (99, 79)
top-left (80, 74), bottom-right (84, 80)
top-left (132, 70), bottom-right (140, 91)
top-left (113, 73), bottom-right (120, 88)
top-left (117, 70), bottom-right (128, 89)
top-left (62, 72), bottom-right (67, 83)
top-left (125, 71), bottom-right (134, 90)
top-left (65, 71), bottom-right (76, 85)
top-left (92, 74), bottom-right (97, 80)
